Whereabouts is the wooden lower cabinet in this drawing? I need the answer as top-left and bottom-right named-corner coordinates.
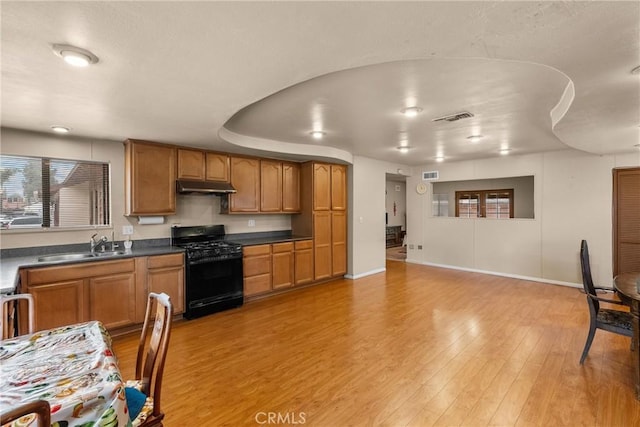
top-left (331, 211), bottom-right (347, 277)
top-left (313, 211), bottom-right (332, 280)
top-left (20, 254), bottom-right (185, 332)
top-left (294, 240), bottom-right (314, 285)
top-left (243, 245), bottom-right (272, 296)
top-left (89, 273), bottom-right (136, 329)
top-left (146, 253), bottom-right (185, 316)
top-left (21, 259), bottom-right (136, 331)
top-left (27, 279), bottom-right (86, 331)
top-left (272, 242), bottom-right (294, 289)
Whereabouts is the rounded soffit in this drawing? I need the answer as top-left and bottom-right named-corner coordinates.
top-left (220, 57), bottom-right (573, 164)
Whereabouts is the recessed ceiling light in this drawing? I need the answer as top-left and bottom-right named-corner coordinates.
top-left (631, 65), bottom-right (640, 75)
top-left (400, 106), bottom-right (422, 117)
top-left (397, 146), bottom-right (411, 153)
top-left (466, 135), bottom-right (483, 142)
top-left (435, 156), bottom-right (444, 162)
top-left (51, 125), bottom-right (70, 133)
top-left (52, 44), bottom-right (99, 67)
top-left (500, 148), bottom-right (511, 155)
top-left (309, 130), bottom-right (326, 139)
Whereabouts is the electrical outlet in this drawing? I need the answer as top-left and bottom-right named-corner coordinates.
top-left (248, 219), bottom-right (255, 227)
top-left (122, 225), bottom-right (134, 235)
top-left (418, 245), bottom-right (423, 250)
top-left (409, 244), bottom-right (414, 249)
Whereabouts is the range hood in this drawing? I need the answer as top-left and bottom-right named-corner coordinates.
top-left (176, 179), bottom-right (236, 194)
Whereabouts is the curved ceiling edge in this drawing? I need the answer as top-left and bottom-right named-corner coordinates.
top-left (218, 127), bottom-right (354, 164)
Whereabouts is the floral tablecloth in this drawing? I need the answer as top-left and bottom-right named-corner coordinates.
top-left (0, 321), bottom-right (131, 427)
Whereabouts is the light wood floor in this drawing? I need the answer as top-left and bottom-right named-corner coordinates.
top-left (112, 261), bottom-right (640, 426)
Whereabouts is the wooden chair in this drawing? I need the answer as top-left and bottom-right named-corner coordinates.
top-left (579, 240), bottom-right (633, 364)
top-left (125, 292), bottom-right (173, 427)
top-left (0, 400), bottom-right (51, 426)
top-left (0, 293), bottom-right (34, 340)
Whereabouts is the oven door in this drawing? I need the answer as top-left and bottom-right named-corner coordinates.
top-left (185, 257), bottom-right (243, 318)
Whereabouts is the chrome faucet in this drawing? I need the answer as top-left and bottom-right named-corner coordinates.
top-left (90, 233), bottom-right (108, 253)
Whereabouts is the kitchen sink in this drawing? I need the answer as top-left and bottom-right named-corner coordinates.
top-left (94, 250), bottom-right (126, 257)
top-left (37, 251), bottom-right (125, 262)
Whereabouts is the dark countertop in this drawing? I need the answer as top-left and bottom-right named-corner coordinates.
top-left (227, 235), bottom-right (312, 246)
top-left (1, 245), bottom-right (184, 294)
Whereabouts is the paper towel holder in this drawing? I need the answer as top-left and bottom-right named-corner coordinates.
top-left (137, 216), bottom-right (165, 225)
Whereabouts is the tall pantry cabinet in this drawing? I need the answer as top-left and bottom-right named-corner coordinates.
top-left (292, 162), bottom-right (347, 280)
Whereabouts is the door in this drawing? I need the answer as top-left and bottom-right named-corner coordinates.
top-left (282, 162), bottom-right (301, 212)
top-left (260, 160), bottom-right (282, 212)
top-left (331, 164), bottom-right (347, 210)
top-left (29, 280), bottom-right (86, 331)
top-left (313, 163), bottom-right (331, 211)
top-left (613, 167), bottom-right (640, 275)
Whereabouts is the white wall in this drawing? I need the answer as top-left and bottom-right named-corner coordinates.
top-left (348, 156), bottom-right (413, 279)
top-left (406, 149), bottom-right (640, 287)
top-left (0, 128), bottom-right (291, 249)
top-left (385, 180), bottom-right (406, 229)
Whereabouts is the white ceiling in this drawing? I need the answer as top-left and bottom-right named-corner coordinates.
top-left (2, 1), bottom-right (639, 166)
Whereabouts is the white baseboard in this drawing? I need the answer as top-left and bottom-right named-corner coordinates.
top-left (344, 267), bottom-right (386, 280)
top-left (406, 259), bottom-right (585, 289)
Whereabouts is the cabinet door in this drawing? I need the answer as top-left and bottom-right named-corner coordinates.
top-left (230, 157), bottom-right (260, 212)
top-left (206, 153), bottom-right (230, 182)
top-left (313, 211), bottom-right (332, 280)
top-left (294, 240), bottom-right (314, 285)
top-left (29, 280), bottom-right (86, 331)
top-left (147, 267), bottom-right (185, 315)
top-left (331, 211), bottom-right (347, 276)
top-left (89, 273), bottom-right (136, 329)
top-left (331, 164), bottom-right (347, 211)
top-left (177, 148), bottom-right (205, 180)
top-left (282, 162), bottom-right (301, 213)
top-left (313, 163), bottom-right (331, 211)
top-left (243, 245), bottom-right (272, 296)
top-left (260, 160), bottom-right (282, 212)
top-left (125, 140), bottom-right (176, 215)
top-left (272, 242), bottom-right (294, 289)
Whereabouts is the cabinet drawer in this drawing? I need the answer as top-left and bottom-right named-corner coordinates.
top-left (294, 240), bottom-right (313, 250)
top-left (27, 259), bottom-right (135, 286)
top-left (272, 242), bottom-right (294, 253)
top-left (244, 274), bottom-right (271, 295)
top-left (243, 244), bottom-right (271, 257)
top-left (147, 253), bottom-right (184, 269)
top-left (243, 255), bottom-right (271, 277)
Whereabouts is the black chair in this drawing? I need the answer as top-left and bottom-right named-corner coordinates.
top-left (579, 239), bottom-right (633, 364)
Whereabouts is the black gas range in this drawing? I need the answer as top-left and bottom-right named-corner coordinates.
top-left (171, 224), bottom-right (243, 319)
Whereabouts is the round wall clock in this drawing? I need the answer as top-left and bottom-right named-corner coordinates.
top-left (416, 183), bottom-right (427, 194)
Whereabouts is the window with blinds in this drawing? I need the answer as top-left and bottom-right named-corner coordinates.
top-left (0, 155), bottom-right (110, 229)
top-left (455, 189), bottom-right (514, 218)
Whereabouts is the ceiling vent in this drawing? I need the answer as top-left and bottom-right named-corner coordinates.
top-left (431, 111), bottom-right (474, 122)
top-left (422, 171), bottom-right (439, 181)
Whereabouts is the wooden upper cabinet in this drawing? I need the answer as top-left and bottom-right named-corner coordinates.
top-left (125, 139), bottom-right (176, 216)
top-left (331, 165), bottom-right (347, 211)
top-left (205, 152), bottom-right (230, 182)
top-left (260, 160), bottom-right (282, 212)
top-left (177, 148), bottom-right (205, 180)
top-left (282, 162), bottom-right (300, 213)
top-left (230, 157), bottom-right (260, 212)
top-left (313, 163), bottom-right (331, 211)
top-left (178, 149), bottom-right (230, 183)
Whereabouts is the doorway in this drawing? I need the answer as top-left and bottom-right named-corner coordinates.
top-left (385, 174), bottom-right (406, 261)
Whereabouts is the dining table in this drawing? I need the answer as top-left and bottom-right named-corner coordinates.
top-left (613, 272), bottom-right (640, 400)
top-left (0, 320), bottom-right (131, 426)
